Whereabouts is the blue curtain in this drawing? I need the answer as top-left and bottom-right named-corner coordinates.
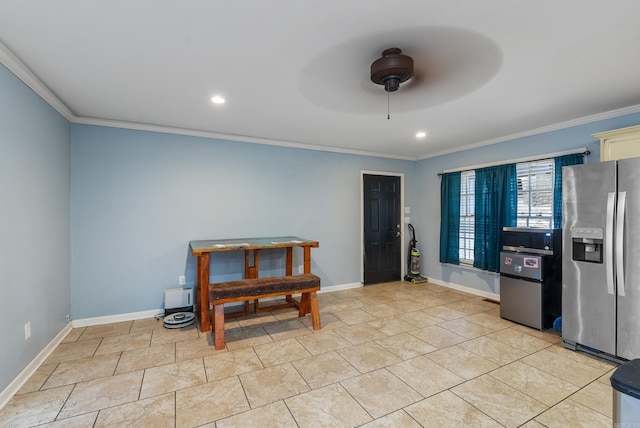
top-left (553, 153), bottom-right (584, 228)
top-left (439, 172), bottom-right (461, 265)
top-left (473, 164), bottom-right (517, 272)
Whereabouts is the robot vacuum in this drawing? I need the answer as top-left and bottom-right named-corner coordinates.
top-left (163, 312), bottom-right (195, 329)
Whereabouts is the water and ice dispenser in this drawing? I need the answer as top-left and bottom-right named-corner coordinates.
top-left (571, 227), bottom-right (603, 263)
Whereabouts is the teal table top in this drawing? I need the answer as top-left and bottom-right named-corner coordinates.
top-left (190, 236), bottom-right (318, 254)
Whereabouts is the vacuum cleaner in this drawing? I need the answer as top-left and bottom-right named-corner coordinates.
top-left (404, 223), bottom-right (429, 284)
top-left (163, 311), bottom-right (195, 329)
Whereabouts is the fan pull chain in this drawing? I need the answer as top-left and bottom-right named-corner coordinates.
top-left (387, 91), bottom-right (390, 120)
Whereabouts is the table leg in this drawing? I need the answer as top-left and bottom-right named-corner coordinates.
top-left (304, 246), bottom-right (312, 273)
top-left (286, 247), bottom-right (293, 275)
top-left (245, 249), bottom-right (260, 278)
top-left (197, 252), bottom-right (211, 332)
top-left (247, 249), bottom-right (259, 313)
top-left (285, 247), bottom-right (294, 304)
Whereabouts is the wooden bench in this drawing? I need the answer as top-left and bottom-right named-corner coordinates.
top-left (209, 274), bottom-right (321, 350)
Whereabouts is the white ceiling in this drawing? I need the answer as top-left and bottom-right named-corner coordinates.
top-left (1, 0), bottom-right (640, 160)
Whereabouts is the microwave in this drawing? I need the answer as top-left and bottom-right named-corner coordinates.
top-left (502, 227), bottom-right (561, 255)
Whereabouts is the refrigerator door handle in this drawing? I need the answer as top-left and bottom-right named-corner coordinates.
top-left (606, 192), bottom-right (615, 295)
top-left (616, 191), bottom-right (627, 297)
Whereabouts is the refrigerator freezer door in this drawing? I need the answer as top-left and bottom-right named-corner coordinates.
top-left (562, 161), bottom-right (617, 355)
top-left (616, 158), bottom-right (640, 360)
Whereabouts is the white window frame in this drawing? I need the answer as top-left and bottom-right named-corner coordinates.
top-left (516, 160), bottom-right (555, 229)
top-left (459, 170), bottom-right (475, 264)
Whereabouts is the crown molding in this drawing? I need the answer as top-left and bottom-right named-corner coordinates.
top-left (417, 104), bottom-right (640, 160)
top-left (0, 39), bottom-right (76, 121)
top-left (71, 116), bottom-right (418, 161)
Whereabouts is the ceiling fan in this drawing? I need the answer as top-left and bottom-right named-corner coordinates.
top-left (370, 48), bottom-right (414, 118)
top-left (370, 48), bottom-right (414, 92)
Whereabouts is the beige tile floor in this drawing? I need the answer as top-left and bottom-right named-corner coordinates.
top-left (1, 281), bottom-right (619, 427)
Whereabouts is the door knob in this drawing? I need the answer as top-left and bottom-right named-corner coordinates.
top-left (395, 232), bottom-right (401, 237)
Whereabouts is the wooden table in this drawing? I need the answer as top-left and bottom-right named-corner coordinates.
top-left (189, 236), bottom-right (319, 332)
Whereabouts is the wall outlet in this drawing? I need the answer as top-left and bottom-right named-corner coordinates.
top-left (298, 265), bottom-right (304, 274)
top-left (65, 314), bottom-right (70, 323)
top-left (24, 322), bottom-right (31, 340)
top-left (405, 216), bottom-right (411, 224)
top-left (179, 275), bottom-right (186, 286)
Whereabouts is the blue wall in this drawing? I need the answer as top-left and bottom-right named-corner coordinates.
top-left (0, 64), bottom-right (70, 392)
top-left (414, 112), bottom-right (640, 296)
top-left (70, 125), bottom-right (417, 319)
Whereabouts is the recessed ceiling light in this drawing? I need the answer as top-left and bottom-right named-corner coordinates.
top-left (211, 95), bottom-right (226, 104)
top-left (416, 131), bottom-right (427, 139)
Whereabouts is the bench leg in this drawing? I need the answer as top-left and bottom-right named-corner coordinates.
top-left (299, 293), bottom-right (310, 317)
top-left (213, 304), bottom-right (225, 350)
top-left (309, 291), bottom-right (321, 330)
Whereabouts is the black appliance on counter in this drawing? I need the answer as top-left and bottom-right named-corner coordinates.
top-left (499, 227), bottom-right (562, 330)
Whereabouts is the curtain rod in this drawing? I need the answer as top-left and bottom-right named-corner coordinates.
top-left (437, 147), bottom-right (590, 176)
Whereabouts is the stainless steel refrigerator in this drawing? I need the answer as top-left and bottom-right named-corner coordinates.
top-left (562, 158), bottom-right (640, 361)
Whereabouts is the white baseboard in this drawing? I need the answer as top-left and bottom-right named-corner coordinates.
top-left (428, 277), bottom-right (500, 302)
top-left (0, 322), bottom-right (73, 410)
top-left (72, 309), bottom-right (164, 328)
top-left (319, 282), bottom-right (362, 293)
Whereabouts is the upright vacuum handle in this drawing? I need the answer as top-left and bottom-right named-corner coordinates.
top-left (407, 223), bottom-right (416, 242)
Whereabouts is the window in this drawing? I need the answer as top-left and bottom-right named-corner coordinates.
top-left (457, 160), bottom-right (554, 263)
top-left (516, 160), bottom-right (554, 228)
top-left (440, 152), bottom-right (582, 271)
top-left (459, 170), bottom-right (475, 263)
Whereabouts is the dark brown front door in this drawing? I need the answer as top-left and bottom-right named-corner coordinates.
top-left (363, 174), bottom-right (401, 284)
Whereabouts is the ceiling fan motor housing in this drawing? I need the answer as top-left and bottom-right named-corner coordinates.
top-left (370, 48), bottom-right (414, 92)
